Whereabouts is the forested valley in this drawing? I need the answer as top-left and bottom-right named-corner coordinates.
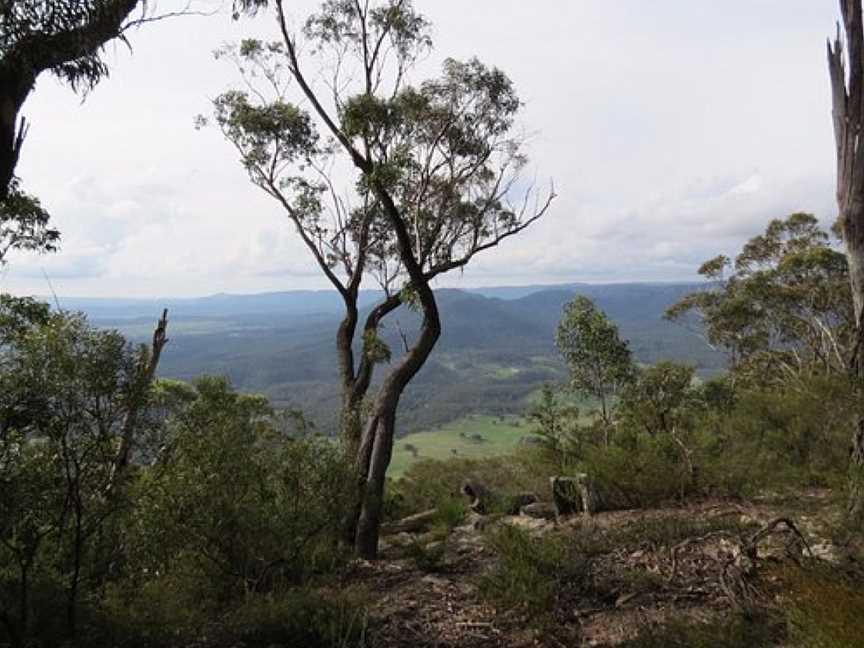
top-left (2, 2), bottom-right (864, 647)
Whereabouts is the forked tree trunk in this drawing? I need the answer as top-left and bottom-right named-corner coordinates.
top-left (354, 307), bottom-right (440, 558)
top-left (827, 0), bottom-right (864, 525)
top-left (337, 293), bottom-right (403, 547)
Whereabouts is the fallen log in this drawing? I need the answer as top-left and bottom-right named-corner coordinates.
top-left (380, 509), bottom-right (438, 536)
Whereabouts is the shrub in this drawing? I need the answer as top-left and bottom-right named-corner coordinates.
top-left (478, 525), bottom-right (587, 623)
top-left (225, 588), bottom-right (369, 648)
top-left (128, 377), bottom-right (353, 601)
top-left (95, 582), bottom-right (369, 648)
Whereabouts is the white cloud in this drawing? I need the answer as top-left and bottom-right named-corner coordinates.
top-left (0, 0), bottom-right (843, 297)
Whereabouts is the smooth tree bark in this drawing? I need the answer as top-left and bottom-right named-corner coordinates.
top-left (828, 0), bottom-right (864, 525)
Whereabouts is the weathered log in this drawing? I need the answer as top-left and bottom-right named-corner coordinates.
top-left (520, 502), bottom-right (558, 520)
top-left (380, 508), bottom-right (438, 536)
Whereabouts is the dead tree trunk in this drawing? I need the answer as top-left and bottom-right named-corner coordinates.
top-left (106, 309), bottom-right (168, 492)
top-left (828, 0), bottom-right (864, 526)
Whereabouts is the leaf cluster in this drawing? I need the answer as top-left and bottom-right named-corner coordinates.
top-left (666, 213), bottom-right (854, 381)
top-left (555, 295), bottom-right (634, 405)
top-left (0, 179), bottom-right (59, 266)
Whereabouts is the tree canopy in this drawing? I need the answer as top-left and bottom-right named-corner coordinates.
top-left (666, 213), bottom-right (854, 382)
top-left (555, 295), bottom-right (633, 438)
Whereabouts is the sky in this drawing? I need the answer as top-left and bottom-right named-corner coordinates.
top-left (0, 0), bottom-right (845, 298)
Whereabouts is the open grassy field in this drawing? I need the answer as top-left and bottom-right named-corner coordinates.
top-left (388, 414), bottom-right (533, 477)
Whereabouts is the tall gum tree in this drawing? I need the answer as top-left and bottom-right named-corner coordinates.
top-left (223, 0), bottom-right (553, 557)
top-left (827, 0), bottom-right (864, 524)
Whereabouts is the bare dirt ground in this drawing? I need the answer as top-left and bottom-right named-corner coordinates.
top-left (344, 491), bottom-right (847, 647)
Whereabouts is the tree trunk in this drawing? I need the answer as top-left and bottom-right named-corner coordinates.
top-left (354, 288), bottom-right (441, 559)
top-left (355, 409), bottom-right (397, 557)
top-left (0, 73), bottom-right (33, 201)
top-left (846, 234), bottom-right (864, 523)
top-left (828, 2), bottom-right (864, 526)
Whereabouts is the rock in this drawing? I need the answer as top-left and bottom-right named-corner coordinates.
top-left (811, 541), bottom-right (842, 563)
top-left (506, 492), bottom-right (539, 514)
top-left (520, 502), bottom-right (558, 520)
top-left (504, 516), bottom-right (551, 533)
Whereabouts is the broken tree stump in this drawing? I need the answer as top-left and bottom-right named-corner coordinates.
top-left (551, 474), bottom-right (610, 516)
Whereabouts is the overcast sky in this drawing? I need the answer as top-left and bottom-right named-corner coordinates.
top-left (0, 0), bottom-right (844, 298)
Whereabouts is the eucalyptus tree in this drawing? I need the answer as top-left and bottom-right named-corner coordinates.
top-left (828, 0), bottom-right (864, 525)
top-left (0, 304), bottom-right (167, 641)
top-left (221, 0), bottom-right (552, 557)
top-left (555, 295), bottom-right (633, 446)
top-left (666, 213), bottom-right (854, 384)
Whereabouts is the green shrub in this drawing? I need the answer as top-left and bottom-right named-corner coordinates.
top-left (96, 582), bottom-right (368, 648)
top-left (478, 525), bottom-right (587, 623)
top-left (607, 514), bottom-right (754, 550)
top-left (128, 378), bottom-right (353, 601)
top-left (225, 588), bottom-right (368, 648)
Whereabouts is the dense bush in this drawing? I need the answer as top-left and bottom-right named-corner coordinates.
top-left (519, 366), bottom-right (859, 509)
top-left (0, 304), bottom-right (357, 647)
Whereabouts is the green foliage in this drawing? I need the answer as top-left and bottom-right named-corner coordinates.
top-left (97, 584), bottom-right (369, 648)
top-left (224, 588), bottom-right (368, 648)
top-left (362, 328), bottom-right (392, 364)
top-left (478, 525), bottom-right (586, 623)
top-left (0, 1), bottom-right (142, 91)
top-left (526, 383), bottom-right (583, 465)
top-left (619, 362), bottom-right (700, 436)
top-left (0, 306), bottom-right (168, 644)
top-left (556, 295), bottom-right (634, 432)
top-left (0, 181), bottom-right (59, 265)
top-left (666, 213), bottom-right (854, 381)
top-left (129, 376), bottom-right (352, 600)
top-left (388, 455), bottom-right (546, 520)
top-left (404, 538), bottom-right (447, 573)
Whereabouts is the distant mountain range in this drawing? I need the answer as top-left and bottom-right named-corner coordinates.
top-left (66, 282), bottom-right (725, 433)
